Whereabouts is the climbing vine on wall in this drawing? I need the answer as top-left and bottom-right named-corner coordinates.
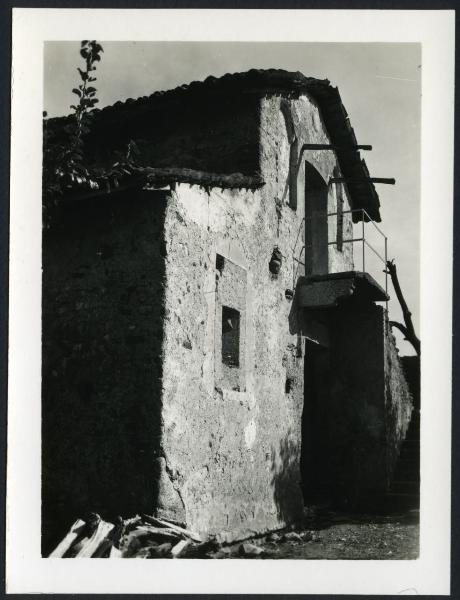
top-left (43, 40), bottom-right (144, 227)
top-left (43, 41), bottom-right (103, 204)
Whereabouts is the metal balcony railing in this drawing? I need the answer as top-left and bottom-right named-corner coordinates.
top-left (327, 207), bottom-right (388, 304)
top-left (292, 208), bottom-right (388, 307)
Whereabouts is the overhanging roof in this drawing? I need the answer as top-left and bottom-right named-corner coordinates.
top-left (45, 69), bottom-right (381, 221)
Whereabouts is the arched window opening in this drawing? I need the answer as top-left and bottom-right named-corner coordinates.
top-left (305, 162), bottom-right (329, 276)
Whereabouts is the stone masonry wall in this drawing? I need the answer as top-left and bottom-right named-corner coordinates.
top-left (87, 94), bottom-right (261, 177)
top-left (42, 189), bottom-right (169, 554)
top-left (331, 303), bottom-right (388, 497)
top-left (384, 317), bottom-right (413, 486)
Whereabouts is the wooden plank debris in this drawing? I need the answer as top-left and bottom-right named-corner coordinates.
top-left (329, 177), bottom-right (395, 185)
top-left (48, 519), bottom-right (86, 558)
top-left (109, 545), bottom-right (122, 558)
top-left (73, 520), bottom-right (115, 558)
top-left (142, 514), bottom-right (203, 542)
top-left (171, 539), bottom-right (191, 558)
top-left (47, 512), bottom-right (201, 558)
top-left (129, 525), bottom-right (182, 540)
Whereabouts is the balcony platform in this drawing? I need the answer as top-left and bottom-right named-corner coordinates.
top-left (298, 271), bottom-right (389, 309)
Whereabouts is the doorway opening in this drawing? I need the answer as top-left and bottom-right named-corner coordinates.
top-left (300, 339), bottom-right (331, 505)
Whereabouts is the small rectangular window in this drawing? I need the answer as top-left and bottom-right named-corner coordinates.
top-left (222, 306), bottom-right (240, 368)
top-left (336, 197), bottom-right (344, 252)
top-left (216, 254), bottom-right (225, 273)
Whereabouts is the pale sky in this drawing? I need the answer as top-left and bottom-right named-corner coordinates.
top-left (44, 41), bottom-right (421, 355)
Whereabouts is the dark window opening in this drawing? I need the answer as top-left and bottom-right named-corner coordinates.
top-left (222, 306), bottom-right (240, 368)
top-left (334, 168), bottom-right (344, 252)
top-left (216, 254), bottom-right (225, 273)
top-left (285, 377), bottom-right (294, 394)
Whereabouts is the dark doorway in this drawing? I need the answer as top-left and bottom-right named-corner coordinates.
top-left (300, 339), bottom-right (331, 505)
top-left (305, 162), bottom-right (329, 277)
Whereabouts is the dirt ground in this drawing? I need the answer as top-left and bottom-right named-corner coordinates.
top-left (205, 509), bottom-right (420, 560)
top-left (46, 507), bottom-right (419, 559)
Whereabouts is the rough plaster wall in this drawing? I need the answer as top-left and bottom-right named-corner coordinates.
top-left (159, 180), bottom-right (305, 541)
top-left (259, 95), bottom-right (356, 502)
top-left (42, 190), bottom-right (168, 553)
top-left (214, 259), bottom-right (247, 391)
top-left (260, 95), bottom-right (354, 279)
top-left (384, 318), bottom-right (413, 485)
top-left (157, 93), bottom-right (357, 540)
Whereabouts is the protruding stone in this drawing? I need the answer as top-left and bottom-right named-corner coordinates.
top-left (153, 457), bottom-right (186, 523)
top-left (239, 542), bottom-right (264, 556)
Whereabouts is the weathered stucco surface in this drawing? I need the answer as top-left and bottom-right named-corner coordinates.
top-left (159, 183), bottom-right (304, 540)
top-left (260, 95), bottom-right (354, 278)
top-left (156, 94), bottom-right (357, 540)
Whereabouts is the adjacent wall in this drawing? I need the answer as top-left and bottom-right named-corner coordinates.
top-left (86, 93), bottom-right (261, 177)
top-left (42, 189), bottom-right (169, 554)
top-left (302, 302), bottom-right (413, 504)
top-left (384, 318), bottom-right (414, 485)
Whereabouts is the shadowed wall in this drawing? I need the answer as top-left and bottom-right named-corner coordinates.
top-left (42, 189), bottom-right (169, 555)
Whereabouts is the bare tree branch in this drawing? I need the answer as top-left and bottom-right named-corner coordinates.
top-left (385, 259), bottom-right (421, 355)
top-left (389, 321), bottom-right (409, 339)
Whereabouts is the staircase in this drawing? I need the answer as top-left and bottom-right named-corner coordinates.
top-left (385, 409), bottom-right (420, 510)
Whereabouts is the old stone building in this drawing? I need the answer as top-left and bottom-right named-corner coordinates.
top-left (42, 69), bottom-right (413, 552)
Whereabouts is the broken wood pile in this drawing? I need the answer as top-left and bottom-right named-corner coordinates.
top-left (48, 513), bottom-right (202, 558)
top-left (48, 512), bottom-right (318, 559)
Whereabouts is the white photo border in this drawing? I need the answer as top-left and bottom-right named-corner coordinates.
top-left (8, 8), bottom-right (455, 595)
